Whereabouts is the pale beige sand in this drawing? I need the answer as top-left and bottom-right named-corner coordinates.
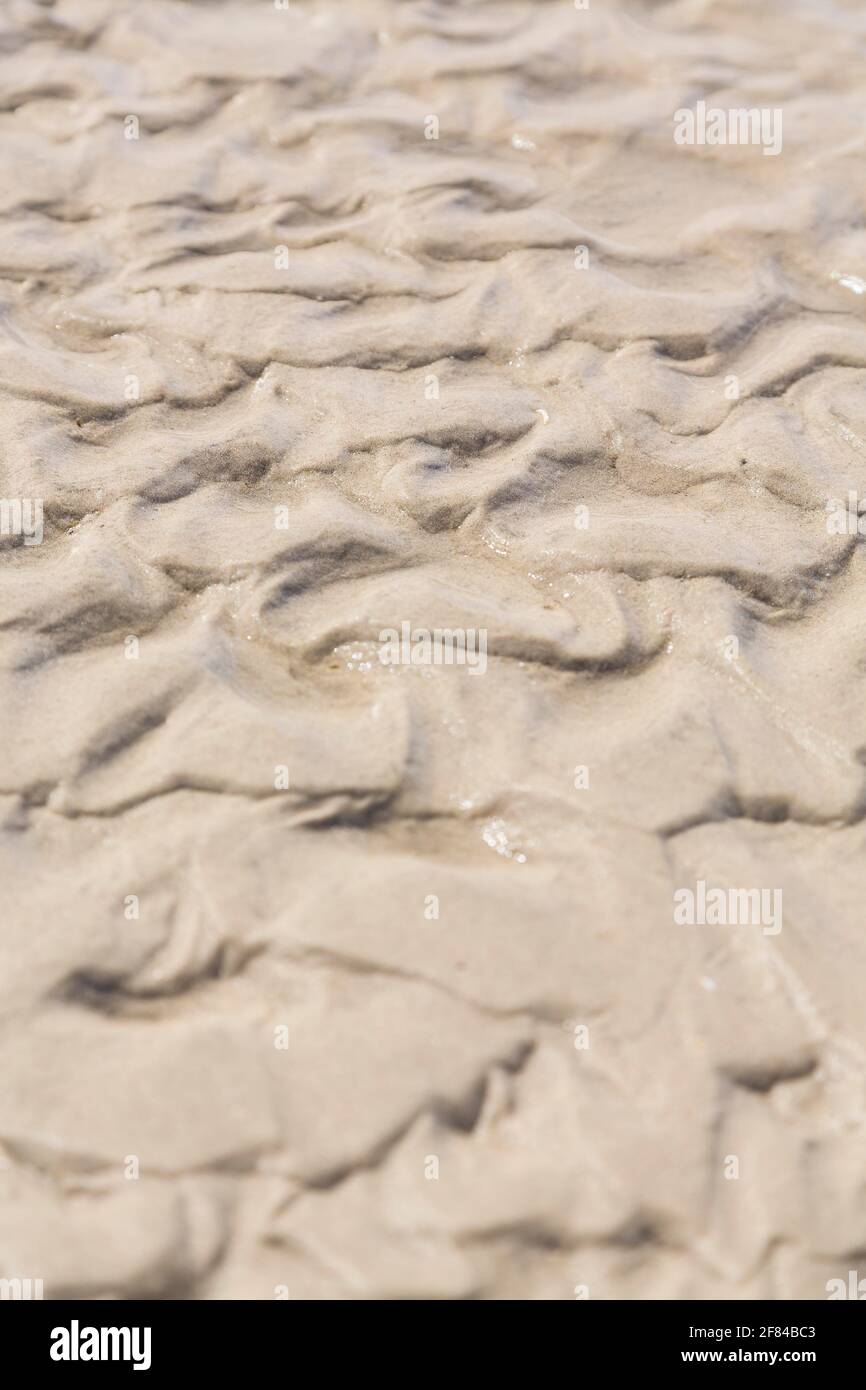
top-left (1, 0), bottom-right (866, 1301)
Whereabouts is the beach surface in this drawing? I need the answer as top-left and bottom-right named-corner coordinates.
top-left (2, 0), bottom-right (866, 1299)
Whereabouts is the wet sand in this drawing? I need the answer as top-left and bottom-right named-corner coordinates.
top-left (1, 0), bottom-right (866, 1299)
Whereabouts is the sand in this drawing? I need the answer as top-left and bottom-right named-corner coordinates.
top-left (1, 0), bottom-right (866, 1301)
